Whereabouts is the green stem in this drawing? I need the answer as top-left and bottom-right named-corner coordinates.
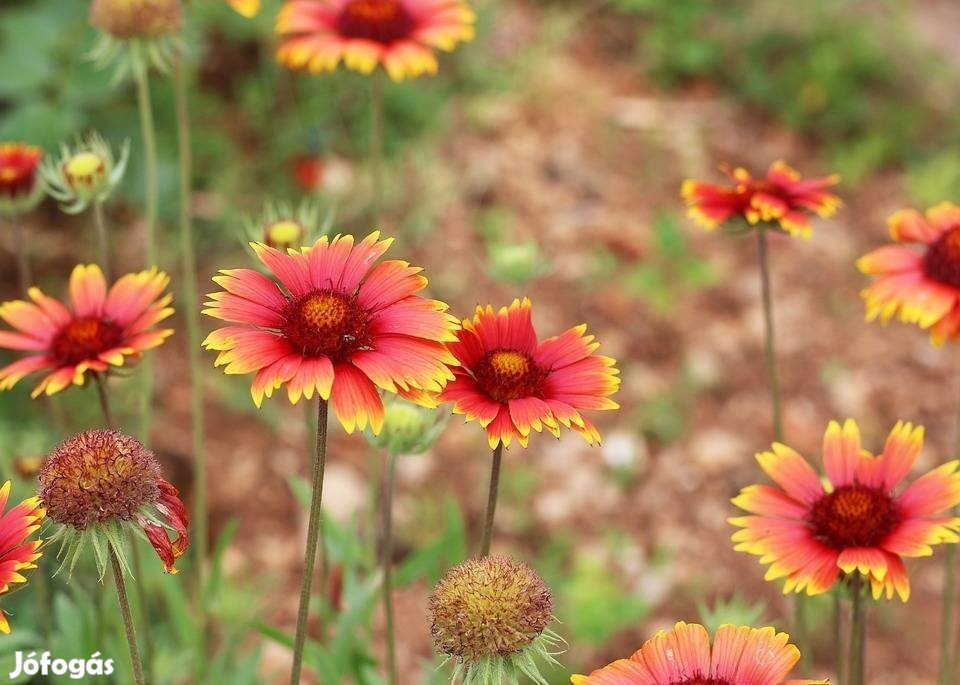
top-left (381, 451), bottom-right (398, 685)
top-left (370, 71), bottom-right (384, 224)
top-left (941, 544), bottom-right (956, 685)
top-left (290, 398), bottom-right (330, 685)
top-left (92, 201), bottom-right (111, 281)
top-left (94, 373), bottom-right (114, 429)
top-left (479, 444), bottom-right (504, 557)
top-left (8, 217), bottom-right (32, 296)
top-left (847, 573), bottom-right (866, 685)
top-left (756, 226), bottom-right (783, 442)
top-left (110, 544), bottom-right (145, 685)
top-left (833, 587), bottom-right (844, 685)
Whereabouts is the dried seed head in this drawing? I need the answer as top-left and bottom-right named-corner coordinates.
top-left (89, 0), bottom-right (182, 39)
top-left (39, 429), bottom-right (161, 529)
top-left (429, 555), bottom-right (553, 662)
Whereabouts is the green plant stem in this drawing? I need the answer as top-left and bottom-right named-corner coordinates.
top-left (941, 544), bottom-right (956, 685)
top-left (8, 217), bottom-right (32, 296)
top-left (756, 226), bottom-right (783, 441)
top-left (93, 201), bottom-right (111, 281)
top-left (94, 373), bottom-right (115, 429)
top-left (479, 444), bottom-right (504, 557)
top-left (833, 588), bottom-right (844, 685)
top-left (370, 70), bottom-right (384, 224)
top-left (290, 398), bottom-right (330, 685)
top-left (847, 573), bottom-right (866, 685)
top-left (380, 451), bottom-right (398, 685)
top-left (111, 544), bottom-right (145, 685)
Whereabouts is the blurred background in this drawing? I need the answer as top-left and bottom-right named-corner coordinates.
top-left (1, 0), bottom-right (960, 682)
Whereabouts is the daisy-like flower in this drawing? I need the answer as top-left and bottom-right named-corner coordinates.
top-left (572, 621), bottom-right (826, 685)
top-left (39, 430), bottom-right (188, 575)
top-left (0, 142), bottom-right (44, 217)
top-left (681, 161), bottom-right (841, 239)
top-left (731, 419), bottom-right (960, 601)
top-left (0, 481), bottom-right (44, 635)
top-left (438, 298), bottom-right (620, 449)
top-left (0, 264), bottom-right (173, 397)
top-left (202, 231), bottom-right (459, 433)
top-left (241, 199), bottom-right (329, 253)
top-left (228, 0), bottom-right (260, 17)
top-left (858, 202), bottom-right (960, 345)
top-left (276, 0), bottom-right (476, 81)
top-left (40, 132), bottom-right (130, 214)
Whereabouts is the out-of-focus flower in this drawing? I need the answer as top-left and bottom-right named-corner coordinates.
top-left (41, 132), bottom-right (129, 214)
top-left (731, 419), bottom-right (960, 601)
top-left (242, 199), bottom-right (329, 252)
top-left (0, 265), bottom-right (173, 397)
top-left (202, 232), bottom-right (459, 434)
top-left (681, 161), bottom-right (841, 239)
top-left (858, 202), bottom-right (960, 345)
top-left (12, 456), bottom-right (43, 481)
top-left (572, 621), bottom-right (826, 685)
top-left (0, 143), bottom-right (44, 218)
top-left (429, 555), bottom-right (560, 685)
top-left (227, 0), bottom-right (260, 17)
top-left (89, 0), bottom-right (182, 39)
top-left (0, 481), bottom-right (44, 635)
top-left (439, 298), bottom-right (620, 449)
top-left (365, 396), bottom-right (446, 455)
top-left (276, 0), bottom-right (475, 81)
top-left (291, 154), bottom-right (354, 197)
top-left (39, 430), bottom-right (188, 576)
top-left (486, 239), bottom-right (549, 285)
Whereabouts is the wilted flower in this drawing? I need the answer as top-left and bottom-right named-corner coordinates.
top-left (682, 161), bottom-right (841, 238)
top-left (0, 142), bottom-right (44, 217)
top-left (731, 419), bottom-right (960, 601)
top-left (227, 0), bottom-right (260, 17)
top-left (277, 0), bottom-right (476, 81)
top-left (89, 0), bottom-right (182, 39)
top-left (41, 132), bottom-right (130, 214)
top-left (39, 430), bottom-right (188, 576)
top-left (429, 555), bottom-right (560, 685)
top-left (858, 202), bottom-right (960, 345)
top-left (439, 298), bottom-right (620, 448)
top-left (0, 264), bottom-right (173, 397)
top-left (572, 621), bottom-right (826, 685)
top-left (366, 396), bottom-right (446, 455)
top-left (0, 481), bottom-right (44, 635)
top-left (202, 232), bottom-right (459, 433)
top-left (242, 199), bottom-right (329, 253)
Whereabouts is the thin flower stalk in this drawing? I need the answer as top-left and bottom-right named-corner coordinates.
top-left (380, 450), bottom-right (398, 685)
top-left (479, 444), bottom-right (503, 557)
top-left (848, 573), bottom-right (865, 685)
top-left (370, 71), bottom-right (384, 222)
top-left (110, 544), bottom-right (146, 685)
top-left (93, 202), bottom-right (111, 281)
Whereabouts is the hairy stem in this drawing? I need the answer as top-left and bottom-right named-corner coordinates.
top-left (111, 544), bottom-right (145, 685)
top-left (381, 451), bottom-right (398, 685)
top-left (756, 226), bottom-right (783, 442)
top-left (479, 444), bottom-right (504, 557)
top-left (833, 587), bottom-right (844, 685)
top-left (848, 574), bottom-right (866, 685)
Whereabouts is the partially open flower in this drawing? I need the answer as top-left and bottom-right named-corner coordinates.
top-left (366, 396), bottom-right (446, 456)
top-left (0, 481), bottom-right (45, 635)
top-left (0, 142), bottom-right (44, 217)
top-left (429, 555), bottom-right (561, 684)
top-left (39, 430), bottom-right (188, 577)
top-left (89, 0), bottom-right (182, 39)
top-left (41, 132), bottom-right (129, 214)
top-left (227, 0), bottom-right (260, 17)
top-left (242, 199), bottom-right (328, 253)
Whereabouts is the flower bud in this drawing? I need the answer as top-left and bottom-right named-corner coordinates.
top-left (265, 219), bottom-right (306, 251)
top-left (0, 142), bottom-right (43, 217)
top-left (89, 0), bottom-right (182, 39)
top-left (367, 398), bottom-right (444, 456)
top-left (42, 133), bottom-right (129, 214)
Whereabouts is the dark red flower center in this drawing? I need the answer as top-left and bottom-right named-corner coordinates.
top-left (808, 483), bottom-right (898, 549)
top-left (474, 349), bottom-right (545, 402)
top-left (281, 289), bottom-right (371, 360)
top-left (337, 0), bottom-right (415, 44)
top-left (924, 226), bottom-right (960, 288)
top-left (52, 316), bottom-right (124, 366)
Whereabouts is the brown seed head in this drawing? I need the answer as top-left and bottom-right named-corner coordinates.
top-left (89, 0), bottom-right (182, 39)
top-left (39, 429), bottom-right (161, 529)
top-left (429, 555), bottom-right (553, 662)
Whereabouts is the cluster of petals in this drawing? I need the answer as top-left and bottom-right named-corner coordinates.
top-left (731, 419), bottom-right (960, 601)
top-left (439, 298), bottom-right (620, 448)
top-left (0, 265), bottom-right (173, 397)
top-left (141, 480), bottom-right (189, 574)
top-left (572, 621), bottom-right (825, 685)
top-left (681, 161), bottom-right (841, 238)
top-left (0, 481), bottom-right (44, 635)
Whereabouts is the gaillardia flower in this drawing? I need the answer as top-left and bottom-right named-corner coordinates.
top-left (429, 555), bottom-right (560, 685)
top-left (242, 199), bottom-right (327, 253)
top-left (0, 265), bottom-right (173, 397)
top-left (0, 481), bottom-right (44, 635)
top-left (41, 132), bottom-right (130, 214)
top-left (858, 202), bottom-right (960, 345)
top-left (0, 142), bottom-right (43, 217)
top-left (572, 621), bottom-right (825, 685)
top-left (40, 430), bottom-right (188, 576)
top-left (731, 419), bottom-right (960, 601)
top-left (439, 298), bottom-right (620, 448)
top-left (228, 0), bottom-right (260, 17)
top-left (276, 0), bottom-right (476, 81)
top-left (681, 161), bottom-right (841, 238)
top-left (202, 231), bottom-right (459, 433)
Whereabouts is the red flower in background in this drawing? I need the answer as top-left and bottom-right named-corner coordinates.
top-left (0, 142), bottom-right (43, 216)
top-left (0, 481), bottom-right (44, 635)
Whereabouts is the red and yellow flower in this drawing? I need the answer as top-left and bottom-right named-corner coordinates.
top-left (228, 0), bottom-right (260, 17)
top-left (0, 143), bottom-right (43, 217)
top-left (438, 298), bottom-right (620, 448)
top-left (276, 0), bottom-right (475, 81)
top-left (0, 481), bottom-right (44, 635)
top-left (572, 621), bottom-right (825, 685)
top-left (731, 419), bottom-right (960, 601)
top-left (0, 265), bottom-right (173, 397)
top-left (858, 202), bottom-right (960, 345)
top-left (681, 161), bottom-right (841, 238)
top-left (202, 231), bottom-right (459, 434)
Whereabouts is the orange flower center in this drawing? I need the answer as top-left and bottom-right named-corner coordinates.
top-left (281, 290), bottom-right (370, 360)
top-left (52, 316), bottom-right (124, 366)
top-left (808, 484), bottom-right (898, 549)
top-left (474, 349), bottom-right (544, 402)
top-left (337, 0), bottom-right (414, 44)
top-left (924, 226), bottom-right (960, 288)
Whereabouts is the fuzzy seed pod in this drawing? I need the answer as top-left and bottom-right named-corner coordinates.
top-left (89, 0), bottom-right (182, 39)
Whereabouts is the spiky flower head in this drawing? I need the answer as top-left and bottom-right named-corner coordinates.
top-left (89, 0), bottom-right (182, 39)
top-left (429, 555), bottom-right (561, 685)
top-left (242, 199), bottom-right (330, 253)
top-left (0, 142), bottom-right (44, 218)
top-left (366, 397), bottom-right (446, 456)
top-left (39, 430), bottom-right (188, 578)
top-left (41, 132), bottom-right (129, 214)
